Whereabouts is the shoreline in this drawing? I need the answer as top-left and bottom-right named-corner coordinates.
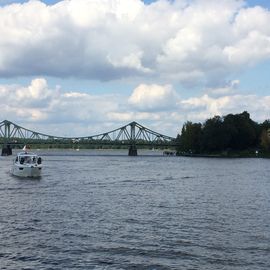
top-left (177, 153), bottom-right (270, 159)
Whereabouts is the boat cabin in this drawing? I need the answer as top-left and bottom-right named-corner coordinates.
top-left (15, 153), bottom-right (42, 165)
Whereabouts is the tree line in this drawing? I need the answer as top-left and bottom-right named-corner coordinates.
top-left (176, 111), bottom-right (270, 156)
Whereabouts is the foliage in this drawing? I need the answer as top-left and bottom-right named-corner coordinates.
top-left (176, 111), bottom-right (270, 155)
top-left (260, 129), bottom-right (270, 151)
top-left (179, 121), bottom-right (202, 153)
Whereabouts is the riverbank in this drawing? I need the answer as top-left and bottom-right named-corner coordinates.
top-left (177, 151), bottom-right (270, 158)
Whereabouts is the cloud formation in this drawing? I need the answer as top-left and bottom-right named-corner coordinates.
top-left (1, 78), bottom-right (269, 136)
top-left (128, 84), bottom-right (179, 111)
top-left (0, 0), bottom-right (270, 86)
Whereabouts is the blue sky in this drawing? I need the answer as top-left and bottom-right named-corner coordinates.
top-left (1, 0), bottom-right (270, 8)
top-left (0, 0), bottom-right (270, 136)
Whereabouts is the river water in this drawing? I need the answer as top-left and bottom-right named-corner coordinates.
top-left (0, 150), bottom-right (270, 270)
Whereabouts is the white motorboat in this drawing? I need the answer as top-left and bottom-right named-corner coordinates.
top-left (10, 146), bottom-right (42, 178)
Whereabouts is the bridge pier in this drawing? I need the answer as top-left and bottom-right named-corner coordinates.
top-left (1, 144), bottom-right (12, 156)
top-left (128, 145), bottom-right (137, 156)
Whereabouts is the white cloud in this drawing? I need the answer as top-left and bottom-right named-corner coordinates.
top-left (181, 94), bottom-right (232, 117)
top-left (0, 78), bottom-right (270, 137)
top-left (180, 92), bottom-right (270, 124)
top-left (224, 30), bottom-right (270, 66)
top-left (0, 78), bottom-right (121, 135)
top-left (233, 6), bottom-right (270, 37)
top-left (107, 51), bottom-right (152, 74)
top-left (107, 111), bottom-right (161, 122)
top-left (14, 78), bottom-right (56, 105)
top-left (206, 80), bottom-right (240, 97)
top-left (0, 0), bottom-right (270, 86)
top-left (4, 0), bottom-right (270, 138)
top-left (128, 83), bottom-right (179, 111)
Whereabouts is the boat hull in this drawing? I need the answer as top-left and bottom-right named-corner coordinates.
top-left (11, 164), bottom-right (42, 178)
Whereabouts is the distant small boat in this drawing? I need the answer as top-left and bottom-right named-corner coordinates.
top-left (163, 150), bottom-right (176, 156)
top-left (10, 146), bottom-right (42, 178)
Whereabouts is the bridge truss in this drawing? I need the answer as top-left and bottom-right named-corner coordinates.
top-left (0, 120), bottom-right (177, 155)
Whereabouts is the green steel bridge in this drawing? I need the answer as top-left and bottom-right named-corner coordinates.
top-left (0, 120), bottom-right (178, 156)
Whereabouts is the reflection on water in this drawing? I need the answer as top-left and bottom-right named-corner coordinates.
top-left (0, 150), bottom-right (270, 269)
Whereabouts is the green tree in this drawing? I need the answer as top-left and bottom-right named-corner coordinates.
top-left (260, 128), bottom-right (270, 151)
top-left (223, 111), bottom-right (256, 150)
top-left (178, 121), bottom-right (202, 153)
top-left (201, 115), bottom-right (228, 152)
top-left (177, 111), bottom-right (268, 155)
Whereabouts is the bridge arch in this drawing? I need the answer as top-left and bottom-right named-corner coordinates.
top-left (0, 120), bottom-right (177, 156)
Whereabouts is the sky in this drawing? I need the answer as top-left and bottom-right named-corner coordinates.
top-left (0, 0), bottom-right (270, 137)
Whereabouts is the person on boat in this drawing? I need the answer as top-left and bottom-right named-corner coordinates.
top-left (24, 156), bottom-right (31, 163)
top-left (23, 145), bottom-right (30, 153)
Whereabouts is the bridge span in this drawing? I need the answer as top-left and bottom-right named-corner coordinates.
top-left (0, 120), bottom-right (178, 156)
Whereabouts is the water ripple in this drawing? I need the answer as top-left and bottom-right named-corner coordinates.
top-left (0, 152), bottom-right (270, 269)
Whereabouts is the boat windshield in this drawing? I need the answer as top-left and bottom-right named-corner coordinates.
top-left (18, 155), bottom-right (38, 164)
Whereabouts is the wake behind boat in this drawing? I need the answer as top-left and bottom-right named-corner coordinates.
top-left (10, 146), bottom-right (42, 178)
